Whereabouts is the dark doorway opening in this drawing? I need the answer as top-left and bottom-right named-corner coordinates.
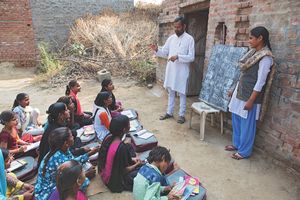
top-left (185, 9), bottom-right (209, 96)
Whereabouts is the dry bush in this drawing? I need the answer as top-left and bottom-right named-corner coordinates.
top-left (66, 7), bottom-right (160, 84)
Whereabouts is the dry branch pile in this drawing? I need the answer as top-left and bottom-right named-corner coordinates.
top-left (42, 7), bottom-right (160, 87)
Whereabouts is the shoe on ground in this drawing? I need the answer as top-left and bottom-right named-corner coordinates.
top-left (177, 116), bottom-right (185, 124)
top-left (159, 113), bottom-right (173, 120)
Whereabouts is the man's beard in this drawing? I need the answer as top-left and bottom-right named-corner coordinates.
top-left (175, 30), bottom-right (184, 37)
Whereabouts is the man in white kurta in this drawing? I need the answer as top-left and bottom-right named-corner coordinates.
top-left (151, 17), bottom-right (195, 123)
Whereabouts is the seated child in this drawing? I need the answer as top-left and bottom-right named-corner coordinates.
top-left (133, 146), bottom-right (178, 200)
top-left (38, 103), bottom-right (90, 166)
top-left (101, 79), bottom-right (123, 118)
top-left (35, 127), bottom-right (98, 200)
top-left (66, 80), bottom-right (92, 127)
top-left (57, 96), bottom-right (79, 131)
top-left (98, 115), bottom-right (142, 193)
top-left (12, 93), bottom-right (44, 136)
top-left (1, 148), bottom-right (34, 200)
top-left (49, 160), bottom-right (87, 200)
top-left (92, 92), bottom-right (112, 141)
top-left (0, 111), bottom-right (41, 157)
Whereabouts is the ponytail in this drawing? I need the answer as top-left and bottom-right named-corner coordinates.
top-left (65, 85), bottom-right (70, 96)
top-left (65, 80), bottom-right (78, 96)
top-left (265, 40), bottom-right (272, 51)
top-left (12, 93), bottom-right (28, 110)
top-left (12, 100), bottom-right (19, 110)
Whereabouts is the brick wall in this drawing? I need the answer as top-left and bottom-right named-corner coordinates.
top-left (30, 0), bottom-right (134, 49)
top-left (158, 0), bottom-right (300, 172)
top-left (0, 0), bottom-right (37, 67)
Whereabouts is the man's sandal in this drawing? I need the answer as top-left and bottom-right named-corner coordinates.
top-left (159, 113), bottom-right (173, 120)
top-left (225, 145), bottom-right (237, 151)
top-left (231, 153), bottom-right (244, 160)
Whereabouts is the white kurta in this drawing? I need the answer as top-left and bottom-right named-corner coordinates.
top-left (156, 32), bottom-right (195, 95)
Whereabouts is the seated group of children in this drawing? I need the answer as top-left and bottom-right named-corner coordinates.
top-left (0, 79), bottom-right (178, 200)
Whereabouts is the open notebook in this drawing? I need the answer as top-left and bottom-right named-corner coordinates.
top-left (7, 159), bottom-right (27, 172)
top-left (133, 129), bottom-right (153, 140)
top-left (24, 141), bottom-right (40, 152)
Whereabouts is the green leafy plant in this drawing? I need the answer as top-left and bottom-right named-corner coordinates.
top-left (37, 43), bottom-right (61, 74)
top-left (130, 60), bottom-right (156, 84)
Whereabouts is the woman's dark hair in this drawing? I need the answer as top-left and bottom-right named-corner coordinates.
top-left (100, 79), bottom-right (117, 110)
top-left (65, 80), bottom-right (78, 96)
top-left (56, 160), bottom-right (82, 200)
top-left (12, 93), bottom-right (29, 109)
top-left (0, 148), bottom-right (9, 161)
top-left (57, 96), bottom-right (72, 107)
top-left (147, 146), bottom-right (171, 164)
top-left (109, 115), bottom-right (129, 137)
top-left (94, 92), bottom-right (111, 107)
top-left (98, 115), bottom-right (129, 171)
top-left (47, 102), bottom-right (67, 124)
top-left (101, 79), bottom-right (112, 92)
top-left (250, 26), bottom-right (272, 50)
top-left (0, 111), bottom-right (15, 125)
top-left (174, 16), bottom-right (186, 25)
top-left (42, 127), bottom-right (71, 176)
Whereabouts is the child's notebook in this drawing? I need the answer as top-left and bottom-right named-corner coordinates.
top-left (7, 159), bottom-right (27, 172)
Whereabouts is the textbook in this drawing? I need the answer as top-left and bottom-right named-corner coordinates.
top-left (83, 125), bottom-right (95, 135)
top-left (7, 159), bottom-right (27, 172)
top-left (24, 141), bottom-right (40, 152)
top-left (130, 120), bottom-right (140, 132)
top-left (134, 129), bottom-right (153, 140)
top-left (169, 175), bottom-right (201, 199)
top-left (121, 110), bottom-right (135, 119)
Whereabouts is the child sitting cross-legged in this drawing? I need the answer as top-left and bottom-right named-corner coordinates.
top-left (133, 146), bottom-right (178, 200)
top-left (0, 111), bottom-right (41, 157)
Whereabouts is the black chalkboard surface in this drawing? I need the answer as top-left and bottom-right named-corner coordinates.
top-left (199, 45), bottom-right (248, 111)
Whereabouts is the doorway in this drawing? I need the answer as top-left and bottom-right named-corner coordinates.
top-left (185, 9), bottom-right (209, 96)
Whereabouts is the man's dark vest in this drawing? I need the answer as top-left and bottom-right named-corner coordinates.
top-left (236, 60), bottom-right (266, 104)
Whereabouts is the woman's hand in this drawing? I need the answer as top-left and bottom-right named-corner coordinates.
top-left (19, 146), bottom-right (27, 153)
top-left (23, 189), bottom-right (34, 200)
top-left (116, 107), bottom-right (123, 112)
top-left (135, 159), bottom-right (143, 167)
top-left (87, 147), bottom-right (99, 156)
top-left (244, 99), bottom-right (254, 110)
top-left (23, 183), bottom-right (34, 191)
top-left (149, 44), bottom-right (158, 52)
top-left (167, 193), bottom-right (179, 200)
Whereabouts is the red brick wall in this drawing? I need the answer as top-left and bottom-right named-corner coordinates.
top-left (0, 0), bottom-right (37, 67)
top-left (158, 0), bottom-right (300, 172)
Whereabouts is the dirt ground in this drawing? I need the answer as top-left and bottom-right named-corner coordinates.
top-left (0, 63), bottom-right (299, 200)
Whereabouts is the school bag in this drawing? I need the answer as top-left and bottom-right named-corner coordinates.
top-left (10, 156), bottom-right (38, 182)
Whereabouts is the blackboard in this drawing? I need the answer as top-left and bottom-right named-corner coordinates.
top-left (199, 45), bottom-right (248, 111)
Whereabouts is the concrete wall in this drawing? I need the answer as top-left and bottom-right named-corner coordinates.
top-left (30, 0), bottom-right (134, 49)
top-left (0, 0), bottom-right (37, 67)
top-left (158, 0), bottom-right (300, 172)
